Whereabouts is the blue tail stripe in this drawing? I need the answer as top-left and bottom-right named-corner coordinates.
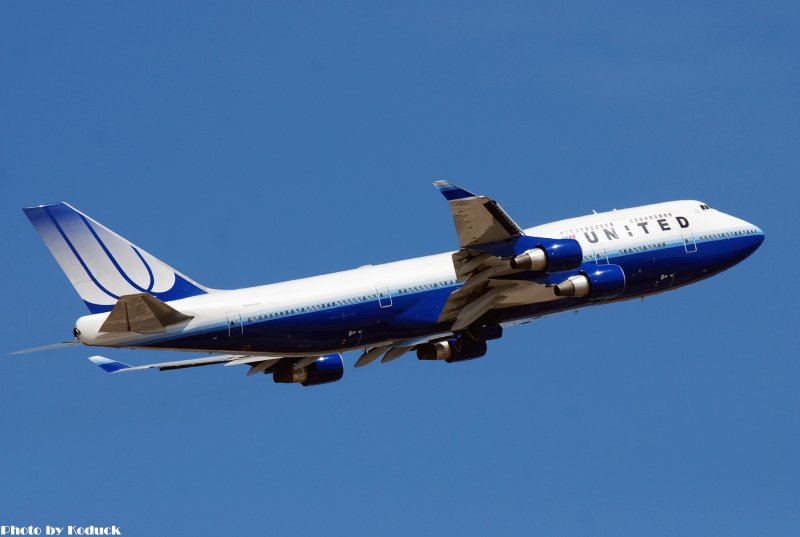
top-left (75, 212), bottom-right (154, 293)
top-left (132, 247), bottom-right (155, 292)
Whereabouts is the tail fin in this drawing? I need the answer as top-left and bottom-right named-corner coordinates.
top-left (23, 202), bottom-right (210, 313)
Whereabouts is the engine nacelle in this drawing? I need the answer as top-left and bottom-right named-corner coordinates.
top-left (510, 239), bottom-right (582, 273)
top-left (554, 264), bottom-right (626, 300)
top-left (417, 336), bottom-right (488, 363)
top-left (273, 353), bottom-right (344, 386)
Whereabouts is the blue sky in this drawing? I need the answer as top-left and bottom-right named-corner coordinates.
top-left (1, 2), bottom-right (798, 536)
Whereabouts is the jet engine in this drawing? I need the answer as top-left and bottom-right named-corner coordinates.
top-left (554, 264), bottom-right (626, 300)
top-left (510, 239), bottom-right (582, 273)
top-left (417, 335), bottom-right (488, 363)
top-left (273, 354), bottom-right (344, 386)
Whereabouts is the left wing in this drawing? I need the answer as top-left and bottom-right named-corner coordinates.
top-left (433, 181), bottom-right (581, 332)
top-left (432, 181), bottom-right (530, 331)
top-left (354, 182), bottom-right (583, 368)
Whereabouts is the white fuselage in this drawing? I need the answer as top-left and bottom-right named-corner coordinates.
top-left (74, 200), bottom-right (763, 356)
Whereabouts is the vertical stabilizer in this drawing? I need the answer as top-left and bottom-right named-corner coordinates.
top-left (23, 202), bottom-right (210, 313)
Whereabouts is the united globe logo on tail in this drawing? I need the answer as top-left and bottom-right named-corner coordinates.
top-left (23, 202), bottom-right (208, 313)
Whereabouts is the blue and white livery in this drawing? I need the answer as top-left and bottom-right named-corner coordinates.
top-left (22, 203), bottom-right (208, 312)
top-left (19, 182), bottom-right (764, 386)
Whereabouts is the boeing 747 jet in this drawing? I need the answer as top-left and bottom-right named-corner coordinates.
top-left (19, 182), bottom-right (764, 386)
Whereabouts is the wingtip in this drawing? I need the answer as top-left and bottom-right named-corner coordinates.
top-left (433, 180), bottom-right (477, 201)
top-left (89, 355), bottom-right (132, 373)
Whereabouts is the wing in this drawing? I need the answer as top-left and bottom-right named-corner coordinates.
top-left (89, 353), bottom-right (345, 386)
top-left (89, 353), bottom-right (342, 376)
top-left (433, 181), bottom-right (578, 332)
top-left (88, 354), bottom-right (281, 374)
top-left (354, 182), bottom-right (583, 369)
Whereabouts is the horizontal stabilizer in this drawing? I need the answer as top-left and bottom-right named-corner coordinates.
top-left (100, 293), bottom-right (193, 334)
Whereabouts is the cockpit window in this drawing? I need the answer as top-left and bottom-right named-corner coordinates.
top-left (699, 203), bottom-right (712, 210)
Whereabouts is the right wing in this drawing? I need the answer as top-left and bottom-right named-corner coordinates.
top-left (88, 353), bottom-right (345, 386)
top-left (90, 354), bottom-right (281, 376)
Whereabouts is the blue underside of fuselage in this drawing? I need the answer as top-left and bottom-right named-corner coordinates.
top-left (142, 234), bottom-right (763, 354)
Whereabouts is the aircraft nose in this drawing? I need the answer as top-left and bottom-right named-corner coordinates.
top-left (730, 221), bottom-right (765, 260)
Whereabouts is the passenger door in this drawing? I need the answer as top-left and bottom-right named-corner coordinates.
top-left (226, 312), bottom-right (243, 337)
top-left (681, 231), bottom-right (697, 253)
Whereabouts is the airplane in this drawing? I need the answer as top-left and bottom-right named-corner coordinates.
top-left (18, 181), bottom-right (764, 386)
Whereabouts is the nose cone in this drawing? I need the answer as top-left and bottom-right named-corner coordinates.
top-left (730, 222), bottom-right (765, 261)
